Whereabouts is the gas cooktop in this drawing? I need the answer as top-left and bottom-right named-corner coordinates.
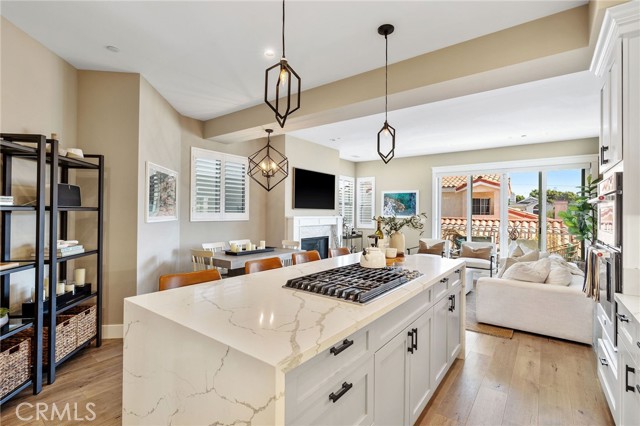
top-left (283, 264), bottom-right (423, 304)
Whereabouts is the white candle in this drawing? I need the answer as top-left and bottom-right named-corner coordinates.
top-left (56, 282), bottom-right (65, 295)
top-left (259, 240), bottom-right (266, 249)
top-left (65, 283), bottom-right (75, 294)
top-left (230, 243), bottom-right (238, 252)
top-left (74, 268), bottom-right (86, 286)
top-left (44, 277), bottom-right (49, 299)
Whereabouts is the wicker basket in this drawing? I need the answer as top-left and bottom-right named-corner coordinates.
top-left (66, 305), bottom-right (97, 347)
top-left (13, 314), bottom-right (77, 365)
top-left (1, 338), bottom-right (31, 399)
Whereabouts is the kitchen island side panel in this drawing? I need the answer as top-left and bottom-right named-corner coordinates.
top-left (123, 301), bottom-right (279, 425)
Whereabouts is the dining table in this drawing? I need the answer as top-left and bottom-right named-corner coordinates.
top-left (210, 247), bottom-right (299, 276)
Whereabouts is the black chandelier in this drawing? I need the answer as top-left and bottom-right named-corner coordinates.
top-left (264, 0), bottom-right (301, 128)
top-left (248, 129), bottom-right (289, 191)
top-left (377, 24), bottom-right (396, 164)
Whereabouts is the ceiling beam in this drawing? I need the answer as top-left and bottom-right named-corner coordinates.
top-left (204, 5), bottom-right (591, 143)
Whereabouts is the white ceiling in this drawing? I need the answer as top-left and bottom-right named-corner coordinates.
top-left (1, 1), bottom-right (598, 161)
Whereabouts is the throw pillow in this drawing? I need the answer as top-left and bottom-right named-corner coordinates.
top-left (502, 258), bottom-right (551, 283)
top-left (418, 241), bottom-right (444, 255)
top-left (496, 249), bottom-right (540, 278)
top-left (545, 267), bottom-right (572, 286)
top-left (460, 245), bottom-right (492, 260)
top-left (509, 245), bottom-right (525, 258)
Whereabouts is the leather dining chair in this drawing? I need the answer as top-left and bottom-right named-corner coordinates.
top-left (329, 247), bottom-right (351, 258)
top-left (245, 257), bottom-right (283, 274)
top-left (159, 269), bottom-right (222, 291)
top-left (292, 250), bottom-right (321, 265)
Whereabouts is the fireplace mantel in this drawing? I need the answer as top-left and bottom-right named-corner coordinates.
top-left (286, 216), bottom-right (343, 248)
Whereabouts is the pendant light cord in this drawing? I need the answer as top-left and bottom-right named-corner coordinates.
top-left (384, 33), bottom-right (388, 123)
top-left (282, 0), bottom-right (286, 58)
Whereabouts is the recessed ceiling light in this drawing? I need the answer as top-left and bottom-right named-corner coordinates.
top-left (105, 45), bottom-right (120, 53)
top-left (264, 49), bottom-right (275, 58)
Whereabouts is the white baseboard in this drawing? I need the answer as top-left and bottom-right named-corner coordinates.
top-left (102, 324), bottom-right (123, 339)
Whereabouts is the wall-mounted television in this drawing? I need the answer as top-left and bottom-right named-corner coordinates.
top-left (293, 168), bottom-right (336, 210)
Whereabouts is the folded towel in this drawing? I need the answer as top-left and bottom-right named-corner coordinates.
top-left (583, 246), bottom-right (600, 301)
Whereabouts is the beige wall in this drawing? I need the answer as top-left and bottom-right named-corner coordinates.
top-left (77, 71), bottom-right (140, 326)
top-left (355, 138), bottom-right (598, 250)
top-left (178, 119), bottom-right (268, 270)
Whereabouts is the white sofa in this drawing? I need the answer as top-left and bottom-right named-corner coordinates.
top-left (476, 274), bottom-right (594, 344)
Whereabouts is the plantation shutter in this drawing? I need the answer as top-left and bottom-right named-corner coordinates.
top-left (339, 176), bottom-right (355, 228)
top-left (356, 177), bottom-right (375, 229)
top-left (191, 147), bottom-right (249, 221)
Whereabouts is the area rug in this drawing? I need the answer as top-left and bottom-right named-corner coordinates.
top-left (465, 289), bottom-right (514, 339)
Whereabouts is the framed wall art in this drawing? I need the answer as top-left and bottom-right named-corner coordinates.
top-left (381, 190), bottom-right (418, 217)
top-left (145, 162), bottom-right (178, 222)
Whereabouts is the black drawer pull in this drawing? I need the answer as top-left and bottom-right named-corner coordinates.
top-left (636, 341), bottom-right (640, 350)
top-left (625, 365), bottom-right (636, 392)
top-left (413, 328), bottom-right (418, 351)
top-left (454, 269), bottom-right (461, 274)
top-left (440, 278), bottom-right (448, 284)
top-left (330, 339), bottom-right (354, 356)
top-left (329, 382), bottom-right (353, 403)
top-left (599, 357), bottom-right (609, 367)
top-left (617, 313), bottom-right (630, 323)
top-left (407, 330), bottom-right (414, 354)
top-left (637, 384), bottom-right (640, 394)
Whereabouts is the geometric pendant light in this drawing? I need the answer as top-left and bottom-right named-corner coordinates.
top-left (247, 129), bottom-right (289, 191)
top-left (377, 24), bottom-right (396, 164)
top-left (264, 0), bottom-right (301, 128)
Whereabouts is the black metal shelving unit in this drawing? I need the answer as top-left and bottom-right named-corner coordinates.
top-left (0, 133), bottom-right (104, 400)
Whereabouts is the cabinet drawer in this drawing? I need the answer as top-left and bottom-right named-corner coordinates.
top-left (617, 302), bottom-right (638, 361)
top-left (447, 269), bottom-right (463, 290)
top-left (286, 327), bottom-right (370, 420)
top-left (370, 288), bottom-right (431, 352)
top-left (432, 278), bottom-right (448, 301)
top-left (288, 357), bottom-right (374, 426)
top-left (597, 338), bottom-right (619, 417)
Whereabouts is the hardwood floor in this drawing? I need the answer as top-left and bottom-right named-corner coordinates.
top-left (0, 339), bottom-right (122, 426)
top-left (0, 332), bottom-right (613, 426)
top-left (418, 331), bottom-right (615, 426)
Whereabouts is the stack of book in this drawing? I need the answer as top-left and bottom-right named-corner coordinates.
top-left (0, 196), bottom-right (14, 206)
top-left (31, 244), bottom-right (85, 258)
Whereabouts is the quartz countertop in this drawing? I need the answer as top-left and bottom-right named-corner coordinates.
top-left (615, 293), bottom-right (640, 324)
top-left (125, 254), bottom-right (464, 373)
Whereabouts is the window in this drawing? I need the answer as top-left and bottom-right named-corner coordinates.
top-left (190, 147), bottom-right (249, 221)
top-left (339, 176), bottom-right (355, 229)
top-left (356, 177), bottom-right (375, 229)
top-left (472, 198), bottom-right (491, 215)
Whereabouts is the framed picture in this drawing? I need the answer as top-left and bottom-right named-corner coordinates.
top-left (145, 162), bottom-right (178, 223)
top-left (381, 190), bottom-right (419, 217)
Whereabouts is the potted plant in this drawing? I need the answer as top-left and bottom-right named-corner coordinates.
top-left (376, 213), bottom-right (428, 254)
top-left (0, 307), bottom-right (9, 327)
top-left (558, 174), bottom-right (600, 262)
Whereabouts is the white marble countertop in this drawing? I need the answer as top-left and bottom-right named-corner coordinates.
top-left (125, 254), bottom-right (464, 373)
top-left (615, 293), bottom-right (640, 324)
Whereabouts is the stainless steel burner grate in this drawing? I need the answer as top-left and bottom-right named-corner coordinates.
top-left (283, 264), bottom-right (422, 303)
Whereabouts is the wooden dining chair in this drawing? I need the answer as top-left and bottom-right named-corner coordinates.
top-left (245, 257), bottom-right (283, 274)
top-left (229, 239), bottom-right (251, 250)
top-left (282, 240), bottom-right (300, 249)
top-left (292, 250), bottom-right (321, 265)
top-left (329, 247), bottom-right (351, 258)
top-left (159, 269), bottom-right (221, 291)
top-left (192, 248), bottom-right (228, 275)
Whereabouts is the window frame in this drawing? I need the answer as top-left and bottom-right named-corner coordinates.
top-left (190, 147), bottom-right (250, 222)
top-left (339, 176), bottom-right (355, 229)
top-left (356, 176), bottom-right (376, 229)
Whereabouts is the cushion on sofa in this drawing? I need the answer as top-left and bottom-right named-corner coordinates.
top-left (497, 250), bottom-right (540, 278)
top-left (545, 267), bottom-right (573, 286)
top-left (502, 258), bottom-right (551, 283)
top-left (418, 241), bottom-right (444, 255)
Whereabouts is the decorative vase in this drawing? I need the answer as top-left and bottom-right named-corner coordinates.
top-left (0, 315), bottom-right (8, 328)
top-left (389, 231), bottom-right (406, 255)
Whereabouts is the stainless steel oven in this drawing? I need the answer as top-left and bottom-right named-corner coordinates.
top-left (594, 171), bottom-right (622, 249)
top-left (593, 243), bottom-right (622, 348)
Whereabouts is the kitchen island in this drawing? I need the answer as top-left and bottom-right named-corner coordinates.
top-left (123, 254), bottom-right (465, 425)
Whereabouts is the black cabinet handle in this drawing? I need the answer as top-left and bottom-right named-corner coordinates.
top-left (625, 365), bottom-right (635, 392)
top-left (601, 145), bottom-right (609, 164)
top-left (440, 278), bottom-right (449, 284)
top-left (453, 294), bottom-right (456, 311)
top-left (617, 313), bottom-right (630, 323)
top-left (330, 339), bottom-right (354, 356)
top-left (329, 382), bottom-right (353, 403)
top-left (448, 295), bottom-right (454, 312)
top-left (599, 357), bottom-right (609, 367)
top-left (454, 269), bottom-right (461, 274)
top-left (412, 328), bottom-right (418, 351)
top-left (637, 384), bottom-right (640, 394)
top-left (407, 330), bottom-right (414, 354)
top-left (637, 341), bottom-right (640, 350)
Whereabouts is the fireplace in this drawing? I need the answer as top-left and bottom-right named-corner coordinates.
top-left (301, 236), bottom-right (329, 259)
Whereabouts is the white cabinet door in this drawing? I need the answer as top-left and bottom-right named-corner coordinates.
top-left (374, 329), bottom-right (409, 426)
top-left (620, 345), bottom-right (639, 426)
top-left (447, 286), bottom-right (462, 362)
top-left (431, 295), bottom-right (449, 386)
top-left (600, 38), bottom-right (623, 173)
top-left (408, 310), bottom-right (433, 425)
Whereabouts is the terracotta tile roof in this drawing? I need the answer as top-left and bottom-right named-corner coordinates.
top-left (441, 174), bottom-right (501, 188)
